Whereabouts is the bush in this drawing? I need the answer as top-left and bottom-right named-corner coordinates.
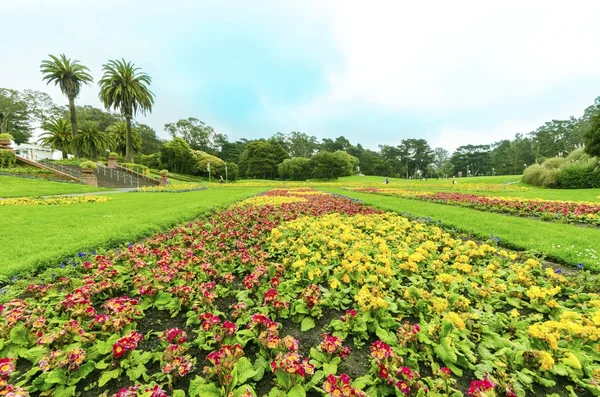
top-left (278, 157), bottom-right (311, 181)
top-left (0, 133), bottom-right (14, 141)
top-left (541, 157), bottom-right (566, 169)
top-left (557, 163), bottom-right (600, 188)
top-left (138, 153), bottom-right (160, 169)
top-left (108, 152), bottom-right (119, 159)
top-left (79, 160), bottom-right (97, 169)
top-left (160, 169), bottom-right (168, 176)
top-left (0, 150), bottom-right (16, 168)
top-left (0, 167), bottom-right (52, 175)
top-left (226, 162), bottom-right (239, 181)
top-left (522, 165), bottom-right (560, 187)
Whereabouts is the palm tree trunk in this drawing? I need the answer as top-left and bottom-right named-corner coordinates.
top-left (125, 117), bottom-right (133, 162)
top-left (68, 96), bottom-right (78, 158)
top-left (62, 148), bottom-right (68, 159)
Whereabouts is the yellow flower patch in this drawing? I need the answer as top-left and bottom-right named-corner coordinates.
top-left (0, 196), bottom-right (111, 206)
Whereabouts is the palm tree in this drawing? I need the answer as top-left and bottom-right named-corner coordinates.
top-left (107, 121), bottom-right (141, 157)
top-left (38, 118), bottom-right (72, 159)
top-left (98, 59), bottom-right (154, 162)
top-left (40, 54), bottom-right (93, 157)
top-left (73, 124), bottom-right (113, 161)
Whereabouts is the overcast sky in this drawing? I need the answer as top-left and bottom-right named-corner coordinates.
top-left (2, 0), bottom-right (600, 152)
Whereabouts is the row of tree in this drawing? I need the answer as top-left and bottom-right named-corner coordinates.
top-left (2, 53), bottom-right (599, 179)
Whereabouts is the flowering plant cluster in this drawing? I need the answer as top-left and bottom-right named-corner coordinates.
top-left (135, 183), bottom-right (207, 193)
top-left (0, 195), bottom-right (111, 206)
top-left (351, 188), bottom-right (600, 225)
top-left (0, 188), bottom-right (598, 397)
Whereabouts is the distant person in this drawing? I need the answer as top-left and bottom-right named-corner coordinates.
top-left (219, 175), bottom-right (224, 184)
top-left (162, 174), bottom-right (170, 186)
top-left (385, 177), bottom-right (389, 184)
top-left (452, 177), bottom-right (457, 185)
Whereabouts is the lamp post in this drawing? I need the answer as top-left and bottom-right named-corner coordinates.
top-left (207, 161), bottom-right (211, 183)
top-left (225, 163), bottom-right (228, 183)
top-left (106, 149), bottom-right (110, 161)
top-left (492, 167), bottom-right (495, 176)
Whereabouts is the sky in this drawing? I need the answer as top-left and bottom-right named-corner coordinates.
top-left (2, 0), bottom-right (600, 152)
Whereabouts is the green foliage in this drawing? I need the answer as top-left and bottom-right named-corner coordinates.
top-left (62, 105), bottom-right (121, 132)
top-left (73, 125), bottom-right (113, 160)
top-left (139, 153), bottom-right (160, 169)
top-left (0, 133), bottom-right (14, 141)
top-left (310, 151), bottom-right (350, 180)
top-left (107, 122), bottom-right (141, 156)
top-left (137, 123), bottom-right (163, 155)
top-left (225, 162), bottom-right (239, 181)
top-left (98, 59), bottom-right (155, 162)
top-left (194, 150), bottom-right (225, 177)
top-left (79, 160), bottom-right (96, 169)
top-left (38, 118), bottom-right (71, 159)
top-left (159, 138), bottom-right (195, 174)
top-left (165, 117), bottom-right (224, 153)
top-left (523, 149), bottom-right (600, 188)
top-left (108, 152), bottom-right (119, 159)
top-left (241, 139), bottom-right (288, 179)
top-left (584, 109), bottom-right (600, 157)
top-left (40, 54), bottom-right (93, 100)
top-left (0, 167), bottom-right (52, 175)
top-left (557, 163), bottom-right (600, 188)
top-left (333, 150), bottom-right (359, 176)
top-left (0, 150), bottom-right (16, 168)
top-left (278, 157), bottom-right (311, 181)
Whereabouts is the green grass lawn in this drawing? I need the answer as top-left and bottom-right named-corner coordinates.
top-left (0, 188), bottom-right (262, 277)
top-left (0, 175), bottom-right (110, 197)
top-left (324, 188), bottom-right (600, 271)
top-left (339, 174), bottom-right (524, 185)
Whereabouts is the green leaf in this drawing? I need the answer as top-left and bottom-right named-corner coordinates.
top-left (9, 325), bottom-right (29, 346)
top-left (234, 357), bottom-right (257, 384)
top-left (53, 385), bottom-right (76, 397)
top-left (301, 317), bottom-right (315, 332)
top-left (234, 385), bottom-right (256, 397)
top-left (95, 360), bottom-right (109, 370)
top-left (310, 347), bottom-right (326, 362)
top-left (96, 334), bottom-right (119, 355)
top-left (323, 362), bottom-right (337, 376)
top-left (287, 384), bottom-right (306, 397)
top-left (434, 337), bottom-right (457, 364)
top-left (19, 346), bottom-right (47, 364)
top-left (172, 390), bottom-right (186, 397)
top-left (126, 364), bottom-right (147, 381)
top-left (253, 356), bottom-right (268, 381)
top-left (154, 291), bottom-right (173, 306)
top-left (98, 368), bottom-right (121, 387)
top-left (189, 377), bottom-right (221, 397)
top-left (45, 370), bottom-right (68, 385)
top-left (375, 327), bottom-right (396, 345)
top-left (506, 297), bottom-right (522, 308)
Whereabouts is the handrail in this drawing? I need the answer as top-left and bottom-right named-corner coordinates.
top-left (115, 164), bottom-right (161, 185)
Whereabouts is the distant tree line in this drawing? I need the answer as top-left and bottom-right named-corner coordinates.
top-left (1, 53), bottom-right (599, 180)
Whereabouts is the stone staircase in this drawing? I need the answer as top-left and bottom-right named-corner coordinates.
top-left (41, 161), bottom-right (158, 188)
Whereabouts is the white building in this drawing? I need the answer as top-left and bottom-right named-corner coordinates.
top-left (13, 143), bottom-right (65, 161)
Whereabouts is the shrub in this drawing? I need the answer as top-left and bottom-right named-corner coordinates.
top-left (160, 169), bottom-right (168, 176)
top-left (0, 150), bottom-right (16, 168)
top-left (139, 153), bottom-right (160, 169)
top-left (541, 157), bottom-right (566, 169)
top-left (522, 165), bottom-right (560, 187)
top-left (108, 152), bottom-right (119, 159)
top-left (557, 163), bottom-right (600, 188)
top-left (0, 167), bottom-right (52, 175)
top-left (80, 160), bottom-right (97, 169)
top-left (0, 133), bottom-right (14, 141)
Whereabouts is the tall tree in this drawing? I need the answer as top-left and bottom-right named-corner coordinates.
top-left (165, 117), bottom-right (223, 154)
top-left (584, 109), bottom-right (600, 157)
top-left (107, 122), bottom-right (142, 157)
top-left (137, 123), bottom-right (163, 155)
top-left (63, 105), bottom-right (122, 132)
top-left (98, 59), bottom-right (154, 162)
top-left (450, 144), bottom-right (491, 176)
top-left (38, 118), bottom-right (72, 159)
top-left (0, 88), bottom-right (30, 143)
top-left (40, 54), bottom-right (93, 157)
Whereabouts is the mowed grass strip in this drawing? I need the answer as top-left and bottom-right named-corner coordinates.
top-left (323, 188), bottom-right (600, 271)
top-left (0, 188), bottom-right (263, 277)
top-left (0, 175), bottom-right (110, 197)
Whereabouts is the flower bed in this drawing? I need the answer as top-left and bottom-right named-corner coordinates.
top-left (0, 190), bottom-right (598, 396)
top-left (351, 188), bottom-right (600, 226)
top-left (135, 184), bottom-right (207, 193)
top-left (0, 196), bottom-right (111, 206)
